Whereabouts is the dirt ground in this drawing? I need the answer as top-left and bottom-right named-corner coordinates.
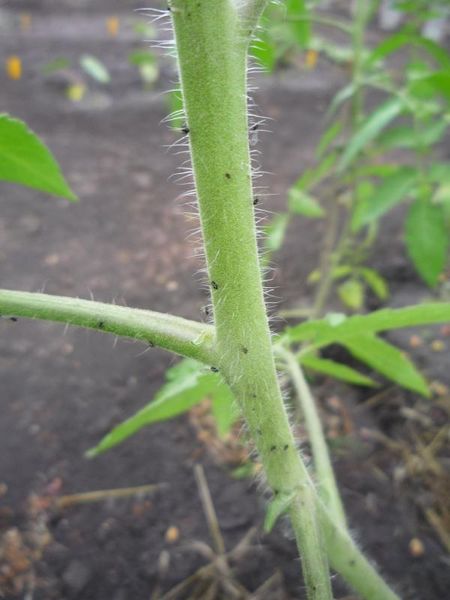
top-left (0, 2), bottom-right (449, 599)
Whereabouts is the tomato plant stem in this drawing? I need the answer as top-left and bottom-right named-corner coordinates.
top-left (0, 289), bottom-right (215, 363)
top-left (171, 1), bottom-right (331, 598)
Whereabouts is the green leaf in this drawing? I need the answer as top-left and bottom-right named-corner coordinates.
top-left (378, 121), bottom-right (448, 150)
top-left (312, 38), bottom-right (353, 65)
top-left (354, 167), bottom-right (417, 227)
top-left (263, 213), bottom-right (289, 252)
top-left (165, 357), bottom-right (201, 381)
top-left (41, 57), bottom-right (71, 75)
top-left (285, 303), bottom-right (450, 346)
top-left (358, 268), bottom-right (389, 300)
top-left (0, 114), bottom-right (76, 201)
top-left (250, 35), bottom-right (277, 72)
top-left (428, 162), bottom-right (450, 185)
top-left (341, 335), bottom-right (429, 397)
top-left (300, 354), bottom-right (377, 387)
top-left (434, 183), bottom-right (450, 224)
top-left (337, 280), bottom-right (364, 311)
top-left (326, 83), bottom-right (355, 119)
top-left (316, 121), bottom-right (342, 159)
top-left (80, 54), bottom-right (110, 84)
top-left (338, 98), bottom-right (404, 171)
top-left (289, 189), bottom-right (324, 218)
top-left (128, 50), bottom-right (156, 67)
top-left (87, 360), bottom-right (227, 456)
top-left (264, 490), bottom-right (298, 533)
top-left (286, 0), bottom-right (310, 49)
top-left (294, 152), bottom-right (337, 192)
top-left (351, 180), bottom-right (375, 232)
top-left (405, 199), bottom-right (449, 287)
top-left (409, 72), bottom-right (450, 104)
top-left (132, 21), bottom-right (156, 38)
top-left (366, 32), bottom-right (450, 71)
top-left (353, 163), bottom-right (400, 179)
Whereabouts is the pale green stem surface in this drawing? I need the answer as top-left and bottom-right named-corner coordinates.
top-left (171, 2), bottom-right (401, 598)
top-left (278, 346), bottom-right (347, 528)
top-left (171, 1), bottom-right (331, 598)
top-left (0, 289), bottom-right (215, 364)
top-left (319, 508), bottom-right (401, 600)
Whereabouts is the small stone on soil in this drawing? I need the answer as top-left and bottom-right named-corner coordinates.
top-left (62, 559), bottom-right (92, 592)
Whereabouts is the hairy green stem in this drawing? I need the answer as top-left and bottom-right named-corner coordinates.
top-left (171, 2), bottom-right (402, 598)
top-left (0, 289), bottom-right (215, 364)
top-left (279, 345), bottom-right (401, 599)
top-left (171, 1), bottom-right (331, 598)
top-left (279, 347), bottom-right (347, 528)
top-left (319, 508), bottom-right (401, 600)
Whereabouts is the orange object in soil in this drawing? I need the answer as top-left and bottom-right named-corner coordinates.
top-left (6, 56), bottom-right (22, 80)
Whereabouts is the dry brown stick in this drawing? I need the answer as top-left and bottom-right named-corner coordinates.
top-left (250, 570), bottom-right (283, 599)
top-left (423, 508), bottom-right (450, 554)
top-left (160, 564), bottom-right (214, 600)
top-left (55, 482), bottom-right (166, 509)
top-left (193, 465), bottom-right (226, 556)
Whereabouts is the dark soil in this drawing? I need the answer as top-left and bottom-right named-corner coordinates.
top-left (1, 2), bottom-right (449, 599)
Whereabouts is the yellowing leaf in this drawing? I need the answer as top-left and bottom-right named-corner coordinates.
top-left (6, 56), bottom-right (22, 80)
top-left (305, 49), bottom-right (318, 69)
top-left (106, 16), bottom-right (119, 37)
top-left (338, 280), bottom-right (364, 311)
top-left (66, 83), bottom-right (86, 102)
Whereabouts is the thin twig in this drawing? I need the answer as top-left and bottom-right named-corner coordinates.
top-left (55, 483), bottom-right (166, 509)
top-left (194, 464), bottom-right (226, 556)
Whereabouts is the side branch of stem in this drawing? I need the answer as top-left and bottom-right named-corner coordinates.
top-left (0, 289), bottom-right (215, 364)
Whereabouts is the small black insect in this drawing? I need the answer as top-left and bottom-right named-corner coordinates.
top-left (224, 173), bottom-right (231, 180)
top-left (270, 445), bottom-right (277, 452)
top-left (181, 126), bottom-right (190, 134)
top-left (211, 280), bottom-right (218, 290)
top-left (210, 366), bottom-right (219, 373)
top-left (10, 317), bottom-right (18, 322)
top-left (241, 346), bottom-right (248, 354)
top-left (148, 341), bottom-right (155, 348)
top-left (283, 444), bottom-right (289, 451)
top-left (203, 305), bottom-right (210, 317)
top-left (97, 321), bottom-right (105, 329)
top-left (250, 123), bottom-right (259, 131)
top-left (253, 197), bottom-right (259, 206)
